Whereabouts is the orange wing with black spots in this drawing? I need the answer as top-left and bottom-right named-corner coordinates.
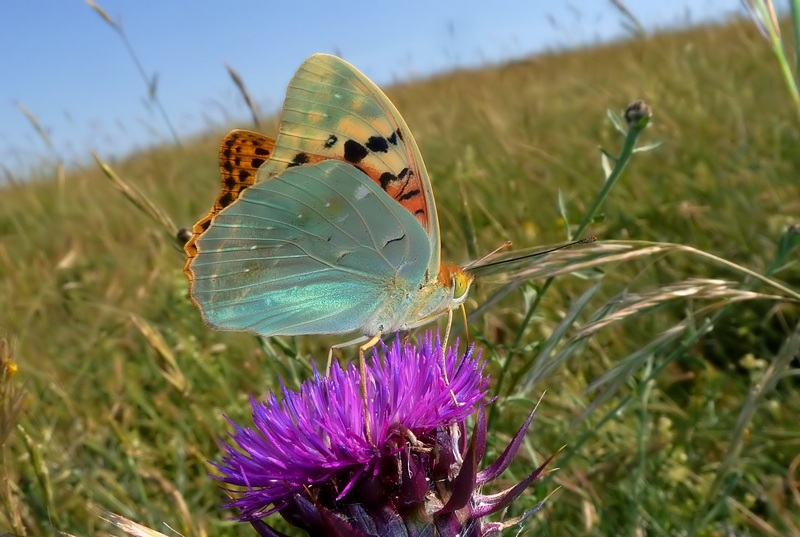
top-left (255, 54), bottom-right (442, 273)
top-left (183, 130), bottom-right (275, 272)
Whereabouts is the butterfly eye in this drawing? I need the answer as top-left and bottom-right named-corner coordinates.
top-left (451, 272), bottom-right (473, 300)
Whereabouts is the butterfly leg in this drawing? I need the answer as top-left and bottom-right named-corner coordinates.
top-left (441, 309), bottom-right (461, 406)
top-left (441, 308), bottom-right (453, 382)
top-left (326, 335), bottom-right (369, 375)
top-left (359, 332), bottom-right (382, 445)
top-left (326, 348), bottom-right (335, 376)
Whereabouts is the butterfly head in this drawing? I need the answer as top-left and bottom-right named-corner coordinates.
top-left (438, 263), bottom-right (474, 306)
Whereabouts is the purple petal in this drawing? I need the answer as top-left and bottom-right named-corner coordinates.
top-left (215, 330), bottom-right (488, 519)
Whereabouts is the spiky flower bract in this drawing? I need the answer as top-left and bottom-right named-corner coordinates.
top-left (217, 332), bottom-right (553, 536)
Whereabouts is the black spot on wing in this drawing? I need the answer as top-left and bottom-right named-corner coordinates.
top-left (395, 128), bottom-right (404, 142)
top-left (366, 136), bottom-right (389, 153)
top-left (254, 146), bottom-right (271, 156)
top-left (251, 158), bottom-right (266, 168)
top-left (398, 189), bottom-right (420, 202)
top-left (379, 172), bottom-right (396, 189)
top-left (325, 134), bottom-right (338, 148)
top-left (378, 161), bottom-right (416, 194)
top-left (395, 173), bottom-right (412, 198)
top-left (343, 140), bottom-right (368, 163)
top-left (387, 131), bottom-right (398, 145)
top-left (288, 152), bottom-right (310, 168)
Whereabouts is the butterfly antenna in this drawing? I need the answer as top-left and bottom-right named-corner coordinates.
top-left (468, 236), bottom-right (597, 272)
top-left (463, 241), bottom-right (513, 271)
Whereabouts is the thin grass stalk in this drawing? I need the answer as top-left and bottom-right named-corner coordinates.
top-left (226, 63), bottom-right (261, 128)
top-left (91, 152), bottom-right (178, 240)
top-left (551, 318), bottom-right (713, 473)
top-left (610, 241), bottom-right (800, 300)
top-left (633, 353), bottom-right (655, 531)
top-left (0, 339), bottom-right (26, 534)
top-left (15, 102), bottom-right (67, 201)
top-left (608, 0), bottom-right (646, 36)
top-left (102, 511), bottom-right (171, 537)
top-left (708, 321), bottom-right (800, 498)
top-left (484, 238), bottom-right (800, 398)
top-left (86, 0), bottom-right (182, 148)
top-left (742, 0), bottom-right (800, 118)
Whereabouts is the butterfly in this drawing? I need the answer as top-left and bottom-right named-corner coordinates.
top-left (184, 53), bottom-right (474, 349)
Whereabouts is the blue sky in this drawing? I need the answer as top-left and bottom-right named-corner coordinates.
top-left (1, 0), bottom-right (745, 176)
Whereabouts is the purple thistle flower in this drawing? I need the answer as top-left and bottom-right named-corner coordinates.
top-left (216, 331), bottom-right (554, 536)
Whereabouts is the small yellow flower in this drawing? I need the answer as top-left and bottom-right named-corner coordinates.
top-left (739, 353), bottom-right (766, 370)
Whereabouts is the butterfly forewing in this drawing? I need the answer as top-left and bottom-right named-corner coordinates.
top-left (257, 54), bottom-right (441, 272)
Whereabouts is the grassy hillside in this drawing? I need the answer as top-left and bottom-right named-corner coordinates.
top-left (2, 17), bottom-right (799, 536)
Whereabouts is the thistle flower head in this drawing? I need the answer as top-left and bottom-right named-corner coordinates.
top-left (216, 332), bottom-right (552, 536)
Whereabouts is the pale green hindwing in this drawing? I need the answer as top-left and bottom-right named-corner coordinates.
top-left (190, 160), bottom-right (432, 336)
top-left (256, 53), bottom-right (442, 276)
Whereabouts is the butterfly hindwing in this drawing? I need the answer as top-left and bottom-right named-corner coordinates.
top-left (257, 54), bottom-right (441, 273)
top-left (189, 160), bottom-right (432, 336)
top-left (217, 129), bottom-right (275, 210)
top-left (184, 130), bottom-right (275, 263)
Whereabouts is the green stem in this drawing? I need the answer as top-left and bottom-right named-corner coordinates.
top-left (574, 118), bottom-right (645, 238)
top-left (791, 0), bottom-right (800, 79)
top-left (771, 39), bottom-right (800, 118)
top-left (489, 113), bottom-right (649, 423)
